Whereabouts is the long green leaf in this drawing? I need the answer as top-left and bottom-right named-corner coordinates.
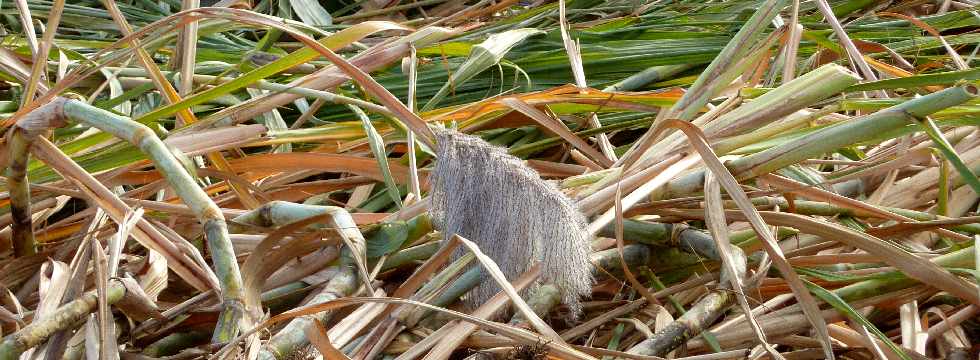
top-left (289, 0), bottom-right (331, 27)
top-left (847, 68), bottom-right (980, 92)
top-left (910, 112), bottom-right (980, 195)
top-left (421, 28), bottom-right (544, 111)
top-left (134, 21), bottom-right (410, 124)
top-left (803, 279), bottom-right (913, 360)
top-left (351, 105), bottom-right (402, 209)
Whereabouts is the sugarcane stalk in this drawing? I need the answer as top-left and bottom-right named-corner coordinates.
top-left (413, 254), bottom-right (477, 307)
top-left (627, 63), bottom-right (861, 168)
top-left (690, 245), bottom-right (976, 350)
top-left (656, 84), bottom-right (980, 199)
top-left (262, 281), bottom-right (317, 313)
top-left (381, 241), bottom-right (441, 271)
top-left (732, 84), bottom-right (979, 179)
top-left (396, 220), bottom-right (721, 328)
top-left (259, 265), bottom-right (357, 360)
top-left (508, 284), bottom-right (561, 325)
top-left (18, 97), bottom-right (244, 343)
top-left (406, 266), bottom-right (483, 328)
top-left (603, 219), bottom-right (796, 250)
top-left (6, 96), bottom-right (71, 258)
top-left (667, 0), bottom-right (788, 121)
top-left (232, 201), bottom-right (369, 360)
top-left (707, 63), bottom-right (860, 138)
top-left (232, 200), bottom-right (372, 286)
top-left (143, 331), bottom-right (212, 357)
top-left (603, 64), bottom-right (697, 92)
top-left (233, 201), bottom-right (360, 232)
top-left (503, 223), bottom-right (750, 327)
top-left (836, 244), bottom-right (975, 302)
top-left (712, 104), bottom-right (841, 155)
top-left (499, 244), bottom-right (653, 327)
top-left (401, 244), bottom-right (653, 332)
top-left (0, 280), bottom-right (127, 360)
top-left (599, 222), bottom-right (721, 261)
top-left (6, 128), bottom-right (38, 257)
top-left (626, 289), bottom-right (733, 357)
top-left (617, 0), bottom-right (789, 167)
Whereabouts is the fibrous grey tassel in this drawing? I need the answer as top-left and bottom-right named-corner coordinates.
top-left (429, 127), bottom-right (593, 317)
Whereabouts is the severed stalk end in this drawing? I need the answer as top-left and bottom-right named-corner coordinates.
top-left (212, 298), bottom-right (246, 343)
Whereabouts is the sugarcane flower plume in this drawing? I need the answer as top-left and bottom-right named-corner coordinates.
top-left (428, 126), bottom-right (593, 316)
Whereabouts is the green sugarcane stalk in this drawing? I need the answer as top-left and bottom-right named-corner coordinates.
top-left (603, 64), bottom-right (697, 92)
top-left (705, 63), bottom-right (860, 138)
top-left (597, 63), bottom-right (859, 203)
top-left (143, 331), bottom-right (213, 357)
top-left (732, 84), bottom-right (980, 178)
top-left (404, 264), bottom-right (483, 328)
top-left (13, 97), bottom-right (245, 343)
top-left (0, 280), bottom-right (127, 360)
top-left (504, 222), bottom-right (767, 329)
top-left (260, 265), bottom-right (358, 360)
top-left (588, 243), bottom-right (655, 279)
top-left (262, 281), bottom-right (317, 313)
top-left (630, 63), bottom-right (861, 169)
top-left (657, 83), bottom-right (980, 199)
top-left (233, 200), bottom-right (357, 229)
top-left (506, 245), bottom-right (655, 326)
top-left (599, 222), bottom-right (721, 261)
top-left (712, 104), bottom-right (842, 155)
top-left (381, 241), bottom-right (441, 271)
top-left (232, 201), bottom-right (371, 290)
top-left (837, 244), bottom-right (974, 301)
top-left (567, 0), bottom-right (791, 189)
top-left (509, 284), bottom-right (561, 325)
top-left (416, 244), bottom-right (654, 330)
top-left (597, 220), bottom-right (797, 262)
top-left (231, 201), bottom-right (368, 360)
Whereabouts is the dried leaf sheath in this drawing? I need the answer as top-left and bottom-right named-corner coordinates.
top-left (429, 127), bottom-right (593, 316)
